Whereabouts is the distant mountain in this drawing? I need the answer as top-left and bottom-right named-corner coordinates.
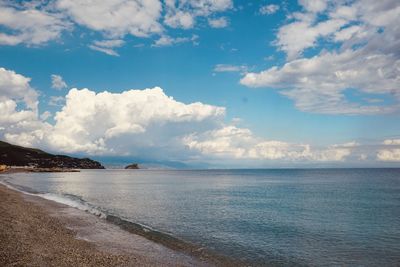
top-left (92, 155), bottom-right (209, 169)
top-left (0, 141), bottom-right (104, 169)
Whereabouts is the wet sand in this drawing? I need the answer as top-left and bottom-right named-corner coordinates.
top-left (0, 184), bottom-right (211, 266)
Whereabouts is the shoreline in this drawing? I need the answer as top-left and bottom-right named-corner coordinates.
top-left (0, 183), bottom-right (217, 267)
top-left (0, 167), bottom-right (81, 173)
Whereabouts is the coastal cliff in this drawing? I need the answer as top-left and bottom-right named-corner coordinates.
top-left (0, 141), bottom-right (104, 169)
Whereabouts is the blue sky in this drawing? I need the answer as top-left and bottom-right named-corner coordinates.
top-left (0, 0), bottom-right (399, 167)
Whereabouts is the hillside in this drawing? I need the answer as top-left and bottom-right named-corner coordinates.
top-left (0, 141), bottom-right (104, 169)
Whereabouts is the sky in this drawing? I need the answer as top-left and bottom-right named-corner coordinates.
top-left (0, 0), bottom-right (399, 168)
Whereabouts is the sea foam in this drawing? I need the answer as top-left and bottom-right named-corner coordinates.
top-left (38, 193), bottom-right (106, 218)
top-left (0, 177), bottom-right (106, 218)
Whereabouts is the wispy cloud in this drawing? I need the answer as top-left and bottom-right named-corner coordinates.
top-left (214, 64), bottom-right (248, 73)
top-left (48, 96), bottom-right (65, 106)
top-left (164, 0), bottom-right (233, 29)
top-left (208, 17), bottom-right (229, 28)
top-left (259, 4), bottom-right (280, 15)
top-left (152, 35), bottom-right (198, 47)
top-left (51, 74), bottom-right (67, 90)
top-left (88, 39), bottom-right (125, 56)
top-left (40, 111), bottom-right (52, 121)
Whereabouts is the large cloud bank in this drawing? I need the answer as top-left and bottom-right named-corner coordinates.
top-left (1, 67), bottom-right (398, 164)
top-left (241, 0), bottom-right (400, 115)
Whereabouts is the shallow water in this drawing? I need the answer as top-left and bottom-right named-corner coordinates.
top-left (3, 169), bottom-right (400, 266)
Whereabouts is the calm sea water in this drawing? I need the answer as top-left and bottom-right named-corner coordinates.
top-left (3, 169), bottom-right (400, 266)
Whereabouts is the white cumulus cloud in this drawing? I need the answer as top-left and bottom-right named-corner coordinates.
top-left (0, 2), bottom-right (71, 46)
top-left (0, 67), bottom-right (51, 147)
top-left (46, 87), bottom-right (226, 155)
top-left (383, 139), bottom-right (400, 145)
top-left (0, 67), bottom-right (38, 111)
top-left (184, 126), bottom-right (358, 162)
top-left (55, 0), bottom-right (163, 38)
top-left (377, 139), bottom-right (400, 161)
top-left (377, 149), bottom-right (400, 162)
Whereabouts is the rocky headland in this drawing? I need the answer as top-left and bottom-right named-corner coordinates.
top-left (0, 140), bottom-right (104, 171)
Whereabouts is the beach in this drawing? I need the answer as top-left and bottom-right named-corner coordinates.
top-left (0, 184), bottom-right (210, 267)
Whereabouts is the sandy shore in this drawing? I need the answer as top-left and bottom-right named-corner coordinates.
top-left (0, 184), bottom-right (211, 267)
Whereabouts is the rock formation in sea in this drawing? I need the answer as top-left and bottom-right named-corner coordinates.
top-left (125, 163), bottom-right (139, 169)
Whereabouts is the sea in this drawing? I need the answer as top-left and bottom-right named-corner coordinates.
top-left (1, 168), bottom-right (400, 266)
